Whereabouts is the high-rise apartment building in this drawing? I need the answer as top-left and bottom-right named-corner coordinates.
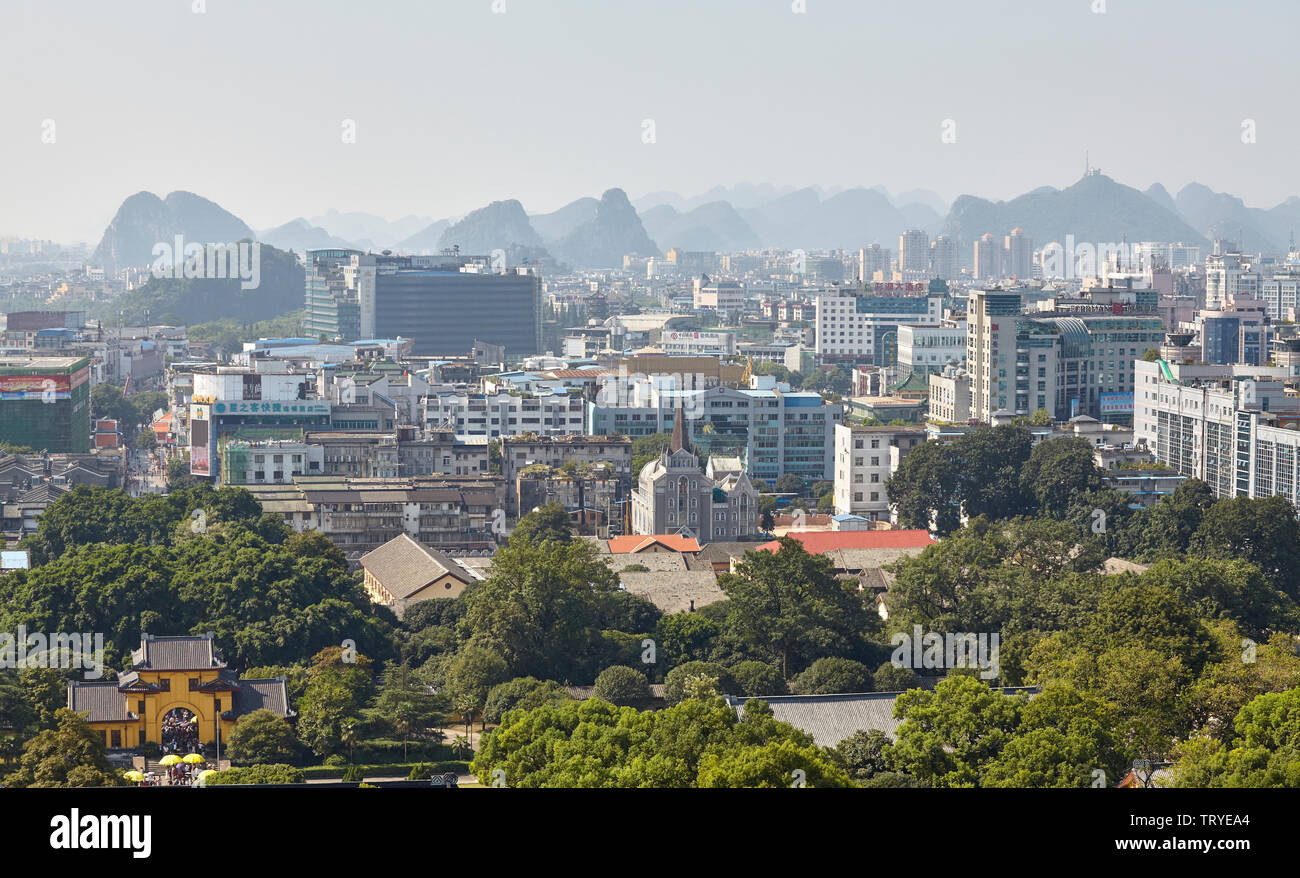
top-left (1260, 252), bottom-right (1300, 320)
top-left (859, 244), bottom-right (890, 283)
top-left (303, 249), bottom-right (362, 341)
top-left (974, 233), bottom-right (1001, 280)
top-left (1135, 360), bottom-right (1300, 504)
top-left (1005, 228), bottom-right (1033, 280)
top-left (966, 288), bottom-right (1164, 422)
top-left (1198, 296), bottom-right (1268, 366)
top-left (1205, 246), bottom-right (1260, 309)
top-left (898, 229), bottom-right (931, 275)
top-left (0, 356), bottom-right (91, 453)
top-left (305, 250), bottom-right (542, 357)
top-left (930, 235), bottom-right (960, 281)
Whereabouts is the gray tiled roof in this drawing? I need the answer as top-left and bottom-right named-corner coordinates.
top-left (727, 686), bottom-right (1041, 748)
top-left (857, 567), bottom-right (893, 593)
top-left (230, 678), bottom-right (293, 718)
top-left (824, 547), bottom-right (926, 571)
top-left (599, 552), bottom-right (687, 573)
top-left (568, 683), bottom-right (665, 700)
top-left (579, 535), bottom-right (611, 554)
top-left (692, 541), bottom-right (757, 563)
top-left (132, 633), bottom-right (224, 670)
top-left (67, 681), bottom-right (134, 722)
top-left (727, 693), bottom-right (907, 747)
top-left (618, 570), bottom-right (726, 614)
top-left (360, 533), bottom-right (471, 599)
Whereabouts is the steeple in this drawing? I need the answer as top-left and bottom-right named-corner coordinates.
top-left (669, 402), bottom-right (691, 453)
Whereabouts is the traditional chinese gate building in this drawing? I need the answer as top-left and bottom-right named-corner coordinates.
top-left (67, 633), bottom-right (293, 750)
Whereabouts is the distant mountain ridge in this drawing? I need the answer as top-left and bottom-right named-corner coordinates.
top-left (92, 191), bottom-right (254, 273)
top-left (1173, 183), bottom-right (1300, 255)
top-left (943, 174), bottom-right (1211, 265)
top-left (257, 218), bottom-right (358, 252)
top-left (552, 189), bottom-right (659, 269)
top-left (92, 176), bottom-right (1300, 281)
top-left (437, 199), bottom-right (545, 259)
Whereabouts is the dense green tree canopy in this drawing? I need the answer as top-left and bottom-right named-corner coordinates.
top-left (9, 709), bottom-right (125, 788)
top-left (592, 665), bottom-right (652, 706)
top-left (719, 537), bottom-right (879, 677)
top-left (508, 502), bottom-right (573, 546)
top-left (227, 709), bottom-right (298, 765)
top-left (472, 696), bottom-right (851, 788)
top-left (2, 487), bottom-right (394, 670)
top-left (459, 536), bottom-right (618, 680)
top-left (1018, 437), bottom-right (1106, 517)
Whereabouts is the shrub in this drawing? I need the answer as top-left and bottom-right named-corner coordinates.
top-left (873, 661), bottom-right (920, 692)
top-left (408, 763), bottom-right (432, 780)
top-left (205, 763), bottom-right (304, 785)
top-left (592, 665), bottom-right (652, 706)
top-left (227, 708), bottom-right (298, 765)
top-left (341, 764), bottom-right (365, 782)
top-left (483, 677), bottom-right (570, 724)
top-left (729, 661), bottom-right (788, 697)
top-left (789, 657), bottom-right (873, 695)
top-left (353, 739), bottom-right (451, 764)
top-left (296, 761), bottom-right (469, 780)
top-left (663, 661), bottom-right (736, 704)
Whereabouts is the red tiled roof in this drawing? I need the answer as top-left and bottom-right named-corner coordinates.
top-left (755, 530), bottom-right (934, 554)
top-left (607, 534), bottom-right (702, 554)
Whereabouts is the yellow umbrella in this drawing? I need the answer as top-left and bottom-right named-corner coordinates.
top-left (196, 769), bottom-right (216, 787)
top-left (182, 753), bottom-right (205, 764)
top-left (159, 754), bottom-right (182, 766)
top-left (123, 770), bottom-right (144, 782)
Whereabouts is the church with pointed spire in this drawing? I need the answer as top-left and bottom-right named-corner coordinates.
top-left (630, 404), bottom-right (758, 540)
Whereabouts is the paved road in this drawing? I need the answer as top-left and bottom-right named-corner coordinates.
top-left (126, 448), bottom-right (168, 496)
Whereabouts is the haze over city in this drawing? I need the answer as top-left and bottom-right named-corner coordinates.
top-left (3, 0), bottom-right (1299, 242)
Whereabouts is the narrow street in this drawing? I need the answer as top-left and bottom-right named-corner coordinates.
top-left (125, 447), bottom-right (168, 496)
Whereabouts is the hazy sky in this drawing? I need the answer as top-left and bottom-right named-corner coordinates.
top-left (3, 0), bottom-right (1298, 242)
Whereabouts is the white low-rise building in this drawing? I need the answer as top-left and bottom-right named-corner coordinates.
top-left (833, 423), bottom-right (927, 521)
top-left (422, 391), bottom-right (586, 439)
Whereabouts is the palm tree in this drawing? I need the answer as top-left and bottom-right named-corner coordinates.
top-left (340, 721), bottom-right (357, 765)
top-left (395, 714), bottom-right (412, 764)
top-left (455, 696), bottom-right (476, 740)
top-left (451, 735), bottom-right (472, 761)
